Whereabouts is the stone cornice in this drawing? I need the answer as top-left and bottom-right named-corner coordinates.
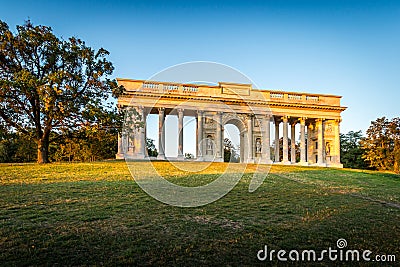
top-left (117, 78), bottom-right (343, 99)
top-left (119, 92), bottom-right (347, 112)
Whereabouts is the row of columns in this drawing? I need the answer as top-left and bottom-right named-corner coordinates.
top-left (274, 116), bottom-right (309, 164)
top-left (117, 107), bottom-right (341, 166)
top-left (157, 107), bottom-right (189, 160)
top-left (272, 116), bottom-right (340, 165)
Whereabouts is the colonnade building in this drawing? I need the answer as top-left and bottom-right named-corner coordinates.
top-left (116, 78), bottom-right (346, 168)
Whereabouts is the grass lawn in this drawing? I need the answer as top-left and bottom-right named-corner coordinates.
top-left (0, 161), bottom-right (399, 266)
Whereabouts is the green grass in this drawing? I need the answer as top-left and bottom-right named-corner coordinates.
top-left (0, 161), bottom-right (399, 266)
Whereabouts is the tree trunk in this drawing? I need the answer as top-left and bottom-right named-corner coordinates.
top-left (37, 138), bottom-right (50, 164)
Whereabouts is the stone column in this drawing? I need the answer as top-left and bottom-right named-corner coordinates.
top-left (240, 132), bottom-right (245, 163)
top-left (125, 108), bottom-right (136, 157)
top-left (144, 113), bottom-right (148, 157)
top-left (197, 111), bottom-right (204, 160)
top-left (123, 132), bottom-right (130, 154)
top-left (291, 121), bottom-right (296, 164)
top-left (116, 133), bottom-right (124, 159)
top-left (247, 114), bottom-right (254, 163)
top-left (132, 106), bottom-right (146, 158)
top-left (282, 116), bottom-right (290, 164)
top-left (215, 112), bottom-right (223, 161)
top-left (334, 119), bottom-right (342, 166)
top-left (139, 107), bottom-right (146, 157)
top-left (177, 108), bottom-right (184, 159)
top-left (307, 123), bottom-right (312, 163)
top-left (317, 118), bottom-right (325, 165)
top-left (274, 117), bottom-right (280, 162)
top-left (195, 117), bottom-right (198, 158)
top-left (157, 107), bottom-right (166, 160)
top-left (261, 115), bottom-right (272, 164)
top-left (299, 118), bottom-right (307, 164)
top-left (117, 133), bottom-right (122, 153)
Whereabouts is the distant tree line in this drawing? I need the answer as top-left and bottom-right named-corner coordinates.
top-left (341, 117), bottom-right (400, 173)
top-left (0, 122), bottom-right (118, 162)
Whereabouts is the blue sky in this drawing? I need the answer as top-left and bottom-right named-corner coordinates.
top-left (1, 0), bottom-right (400, 156)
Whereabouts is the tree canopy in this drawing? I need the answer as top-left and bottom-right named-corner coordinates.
top-left (361, 117), bottom-right (400, 173)
top-left (340, 130), bottom-right (368, 169)
top-left (0, 20), bottom-right (124, 163)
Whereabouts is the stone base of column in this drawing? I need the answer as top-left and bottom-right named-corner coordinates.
top-left (202, 156), bottom-right (214, 162)
top-left (316, 162), bottom-right (327, 167)
top-left (157, 154), bottom-right (166, 160)
top-left (258, 159), bottom-right (273, 164)
top-left (200, 157), bottom-right (223, 162)
top-left (124, 153), bottom-right (146, 160)
top-left (115, 153), bottom-right (125, 159)
top-left (246, 158), bottom-right (255, 163)
top-left (177, 154), bottom-right (184, 160)
top-left (214, 157), bottom-right (224, 162)
top-left (282, 160), bottom-right (292, 165)
top-left (327, 163), bottom-right (344, 168)
top-left (298, 161), bottom-right (309, 166)
top-left (196, 157), bottom-right (204, 161)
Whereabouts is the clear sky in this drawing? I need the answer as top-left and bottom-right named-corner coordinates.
top-left (1, 0), bottom-right (400, 156)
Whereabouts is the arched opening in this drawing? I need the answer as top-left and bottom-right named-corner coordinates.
top-left (224, 118), bottom-right (246, 163)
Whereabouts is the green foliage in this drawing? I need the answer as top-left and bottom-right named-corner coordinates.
top-left (340, 130), bottom-right (369, 169)
top-left (0, 20), bottom-right (125, 163)
top-left (146, 138), bottom-right (158, 157)
top-left (0, 125), bottom-right (36, 162)
top-left (184, 153), bottom-right (194, 159)
top-left (50, 125), bottom-right (117, 162)
top-left (361, 117), bottom-right (400, 173)
top-left (223, 137), bottom-right (239, 162)
top-left (0, 124), bottom-right (116, 163)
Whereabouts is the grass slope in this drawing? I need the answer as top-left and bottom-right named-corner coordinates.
top-left (0, 161), bottom-right (399, 266)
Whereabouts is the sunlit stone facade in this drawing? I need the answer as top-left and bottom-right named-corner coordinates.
top-left (116, 79), bottom-right (346, 168)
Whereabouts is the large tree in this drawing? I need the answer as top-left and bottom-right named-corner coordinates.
top-left (361, 117), bottom-right (400, 173)
top-left (0, 20), bottom-right (124, 163)
top-left (340, 130), bottom-right (368, 169)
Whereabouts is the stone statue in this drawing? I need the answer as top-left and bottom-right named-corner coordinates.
top-left (325, 142), bottom-right (331, 155)
top-left (256, 138), bottom-right (262, 153)
top-left (207, 135), bottom-right (214, 155)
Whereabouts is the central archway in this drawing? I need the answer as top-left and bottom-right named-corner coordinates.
top-left (223, 116), bottom-right (246, 163)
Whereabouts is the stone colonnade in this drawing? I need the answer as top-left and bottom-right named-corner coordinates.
top-left (116, 106), bottom-right (342, 167)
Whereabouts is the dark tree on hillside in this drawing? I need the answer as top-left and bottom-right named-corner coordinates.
top-left (224, 138), bottom-right (239, 162)
top-left (340, 130), bottom-right (369, 169)
top-left (361, 117), bottom-right (400, 173)
top-left (0, 20), bottom-right (125, 163)
top-left (146, 138), bottom-right (158, 157)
